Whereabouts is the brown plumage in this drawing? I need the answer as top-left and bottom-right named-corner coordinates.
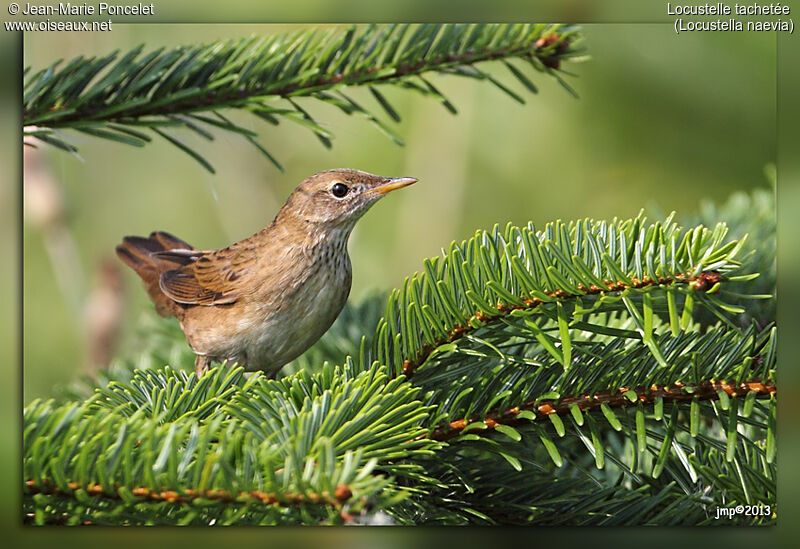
top-left (117, 168), bottom-right (417, 377)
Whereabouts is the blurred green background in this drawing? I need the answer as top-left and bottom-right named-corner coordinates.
top-left (22, 23), bottom-right (776, 401)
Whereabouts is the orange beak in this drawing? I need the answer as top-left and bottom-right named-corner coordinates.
top-left (370, 177), bottom-right (419, 195)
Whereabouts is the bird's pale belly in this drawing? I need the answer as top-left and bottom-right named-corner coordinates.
top-left (181, 258), bottom-right (351, 376)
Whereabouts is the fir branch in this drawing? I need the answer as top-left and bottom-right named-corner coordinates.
top-left (24, 362), bottom-right (436, 525)
top-left (23, 23), bottom-right (584, 172)
top-left (25, 477), bottom-right (355, 512)
top-left (369, 214), bottom-right (754, 378)
top-left (400, 268), bottom-right (724, 377)
top-left (410, 318), bottom-right (776, 428)
top-left (427, 378), bottom-right (776, 442)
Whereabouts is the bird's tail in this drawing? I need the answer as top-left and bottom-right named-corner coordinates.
top-left (115, 231), bottom-right (195, 317)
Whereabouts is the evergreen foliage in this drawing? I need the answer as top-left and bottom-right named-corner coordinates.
top-left (690, 182), bottom-right (776, 329)
top-left (26, 208), bottom-right (776, 525)
top-left (23, 23), bottom-right (583, 172)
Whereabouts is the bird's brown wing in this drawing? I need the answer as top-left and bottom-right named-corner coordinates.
top-left (159, 243), bottom-right (257, 306)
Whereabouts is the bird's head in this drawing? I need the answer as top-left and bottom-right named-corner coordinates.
top-left (276, 168), bottom-right (418, 232)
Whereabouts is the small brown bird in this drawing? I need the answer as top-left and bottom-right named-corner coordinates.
top-left (116, 169), bottom-right (417, 377)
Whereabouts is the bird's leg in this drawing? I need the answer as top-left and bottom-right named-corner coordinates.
top-left (194, 354), bottom-right (212, 378)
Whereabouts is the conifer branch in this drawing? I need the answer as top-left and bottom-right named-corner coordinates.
top-left (369, 213), bottom-right (755, 379)
top-left (24, 364), bottom-right (437, 525)
top-left (24, 203), bottom-right (776, 525)
top-left (25, 478), bottom-right (355, 512)
top-left (23, 23), bottom-right (584, 172)
top-left (427, 378), bottom-right (776, 442)
top-left (400, 269), bottom-right (724, 377)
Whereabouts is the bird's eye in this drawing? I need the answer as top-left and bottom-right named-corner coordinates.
top-left (331, 182), bottom-right (349, 198)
